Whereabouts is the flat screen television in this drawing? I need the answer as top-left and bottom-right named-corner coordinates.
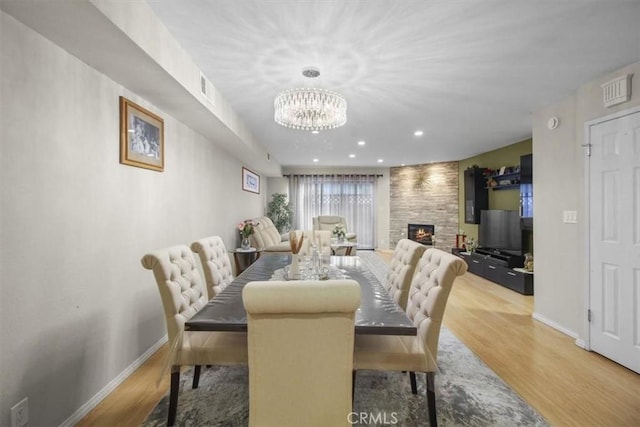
top-left (479, 210), bottom-right (522, 255)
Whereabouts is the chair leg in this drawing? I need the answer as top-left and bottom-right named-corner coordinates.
top-left (352, 370), bottom-right (356, 404)
top-left (426, 371), bottom-right (437, 427)
top-left (409, 371), bottom-right (418, 394)
top-left (168, 369), bottom-right (180, 426)
top-left (192, 365), bottom-right (202, 389)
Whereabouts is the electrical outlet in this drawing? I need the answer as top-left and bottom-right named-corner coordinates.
top-left (11, 397), bottom-right (28, 427)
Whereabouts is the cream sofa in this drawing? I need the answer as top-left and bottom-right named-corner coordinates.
top-left (249, 216), bottom-right (291, 254)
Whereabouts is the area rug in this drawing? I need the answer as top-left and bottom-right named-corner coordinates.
top-left (144, 252), bottom-right (548, 426)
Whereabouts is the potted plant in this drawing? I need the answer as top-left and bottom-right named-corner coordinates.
top-left (266, 193), bottom-right (293, 233)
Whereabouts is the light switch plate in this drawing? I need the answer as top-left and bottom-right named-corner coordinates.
top-left (563, 210), bottom-right (577, 224)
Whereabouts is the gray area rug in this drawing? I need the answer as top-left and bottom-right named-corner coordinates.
top-left (144, 251), bottom-right (547, 426)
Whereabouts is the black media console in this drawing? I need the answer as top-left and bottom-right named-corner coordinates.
top-left (454, 248), bottom-right (533, 295)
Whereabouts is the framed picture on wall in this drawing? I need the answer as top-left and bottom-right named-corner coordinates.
top-left (119, 96), bottom-right (164, 172)
top-left (242, 167), bottom-right (260, 194)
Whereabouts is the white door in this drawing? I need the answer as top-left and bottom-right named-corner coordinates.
top-left (588, 109), bottom-right (640, 374)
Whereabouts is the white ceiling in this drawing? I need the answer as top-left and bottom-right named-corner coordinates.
top-left (147, 0), bottom-right (640, 168)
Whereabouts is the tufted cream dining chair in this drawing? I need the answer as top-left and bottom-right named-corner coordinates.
top-left (385, 239), bottom-right (427, 311)
top-left (190, 236), bottom-right (234, 299)
top-left (243, 279), bottom-right (361, 427)
top-left (353, 248), bottom-right (467, 427)
top-left (141, 245), bottom-right (247, 426)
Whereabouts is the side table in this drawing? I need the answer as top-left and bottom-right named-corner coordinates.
top-left (330, 242), bottom-right (357, 256)
top-left (229, 248), bottom-right (263, 275)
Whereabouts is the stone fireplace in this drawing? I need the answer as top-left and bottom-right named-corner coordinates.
top-left (408, 223), bottom-right (435, 245)
top-left (390, 162), bottom-right (459, 251)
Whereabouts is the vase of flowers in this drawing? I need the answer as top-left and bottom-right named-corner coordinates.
top-left (237, 220), bottom-right (255, 250)
top-left (333, 223), bottom-right (346, 243)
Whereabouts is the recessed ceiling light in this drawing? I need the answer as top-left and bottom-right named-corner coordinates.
top-left (313, 158), bottom-right (319, 162)
top-left (377, 159), bottom-right (384, 163)
top-left (311, 130), bottom-right (319, 134)
top-left (357, 140), bottom-right (366, 146)
top-left (302, 66), bottom-right (320, 78)
top-left (414, 130), bottom-right (424, 136)
top-left (349, 154), bottom-right (356, 158)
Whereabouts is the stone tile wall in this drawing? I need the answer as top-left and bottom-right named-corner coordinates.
top-left (389, 162), bottom-right (459, 252)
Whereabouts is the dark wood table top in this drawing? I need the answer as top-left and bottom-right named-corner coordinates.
top-left (185, 254), bottom-right (416, 336)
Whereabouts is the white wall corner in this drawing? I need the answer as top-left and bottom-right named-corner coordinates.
top-left (532, 311), bottom-right (580, 341)
top-left (574, 337), bottom-right (587, 349)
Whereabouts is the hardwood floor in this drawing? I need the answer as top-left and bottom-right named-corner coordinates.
top-left (79, 250), bottom-right (640, 427)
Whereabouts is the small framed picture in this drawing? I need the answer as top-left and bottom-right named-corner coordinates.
top-left (242, 167), bottom-right (260, 194)
top-left (119, 96), bottom-right (164, 171)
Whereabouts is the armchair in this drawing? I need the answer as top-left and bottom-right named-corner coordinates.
top-left (313, 215), bottom-right (357, 255)
top-left (313, 215), bottom-right (357, 241)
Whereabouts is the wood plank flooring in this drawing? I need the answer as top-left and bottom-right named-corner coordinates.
top-left (78, 251), bottom-right (640, 427)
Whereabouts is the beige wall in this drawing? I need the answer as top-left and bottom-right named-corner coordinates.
top-left (0, 11), bottom-right (264, 425)
top-left (533, 62), bottom-right (640, 342)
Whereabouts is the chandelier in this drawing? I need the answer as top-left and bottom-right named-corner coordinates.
top-left (274, 88), bottom-right (347, 132)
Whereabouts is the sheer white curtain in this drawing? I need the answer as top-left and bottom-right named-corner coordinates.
top-left (288, 174), bottom-right (378, 249)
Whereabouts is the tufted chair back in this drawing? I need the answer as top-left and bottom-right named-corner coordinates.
top-left (405, 248), bottom-right (467, 368)
top-left (243, 279), bottom-right (361, 427)
top-left (190, 236), bottom-right (233, 299)
top-left (141, 245), bottom-right (208, 343)
top-left (385, 239), bottom-right (427, 311)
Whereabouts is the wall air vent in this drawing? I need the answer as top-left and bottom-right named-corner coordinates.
top-left (601, 74), bottom-right (632, 108)
top-left (200, 72), bottom-right (214, 106)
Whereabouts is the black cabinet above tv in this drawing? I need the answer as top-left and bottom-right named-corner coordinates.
top-left (464, 166), bottom-right (488, 224)
top-left (486, 168), bottom-right (520, 190)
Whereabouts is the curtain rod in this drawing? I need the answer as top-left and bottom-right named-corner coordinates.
top-left (283, 174), bottom-right (383, 178)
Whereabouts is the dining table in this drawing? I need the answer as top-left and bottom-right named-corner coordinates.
top-left (185, 253), bottom-right (416, 336)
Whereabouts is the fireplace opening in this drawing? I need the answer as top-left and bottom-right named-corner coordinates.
top-left (408, 223), bottom-right (435, 245)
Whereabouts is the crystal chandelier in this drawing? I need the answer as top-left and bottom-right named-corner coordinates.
top-left (274, 88), bottom-right (347, 132)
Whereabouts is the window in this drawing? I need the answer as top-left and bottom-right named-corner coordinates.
top-left (288, 174), bottom-right (378, 248)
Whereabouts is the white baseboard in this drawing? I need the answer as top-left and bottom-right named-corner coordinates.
top-left (574, 338), bottom-right (587, 349)
top-left (532, 312), bottom-right (582, 345)
top-left (59, 335), bottom-right (168, 427)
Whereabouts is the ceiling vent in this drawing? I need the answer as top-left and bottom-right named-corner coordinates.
top-left (601, 74), bottom-right (632, 108)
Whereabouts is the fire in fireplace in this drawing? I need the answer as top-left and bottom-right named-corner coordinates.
top-left (408, 223), bottom-right (435, 245)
